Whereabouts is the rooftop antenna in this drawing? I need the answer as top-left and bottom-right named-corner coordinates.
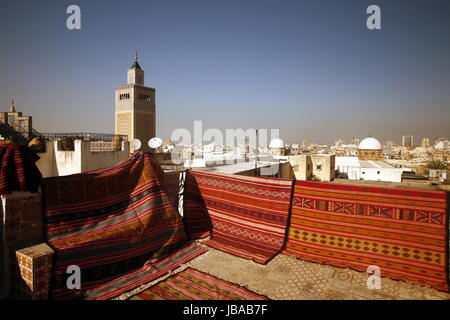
top-left (130, 139), bottom-right (142, 152)
top-left (134, 50), bottom-right (138, 61)
top-left (148, 137), bottom-right (163, 150)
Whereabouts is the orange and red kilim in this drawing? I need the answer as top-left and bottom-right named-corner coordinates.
top-left (184, 170), bottom-right (293, 264)
top-left (284, 180), bottom-right (449, 292)
top-left (129, 267), bottom-right (268, 300)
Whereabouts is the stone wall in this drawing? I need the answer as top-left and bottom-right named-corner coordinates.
top-left (310, 154), bottom-right (335, 182)
top-left (288, 155), bottom-right (312, 180)
top-left (0, 191), bottom-right (44, 299)
top-left (288, 154), bottom-right (335, 181)
top-left (2, 192), bottom-right (44, 250)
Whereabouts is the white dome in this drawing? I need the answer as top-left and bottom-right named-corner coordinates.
top-left (358, 137), bottom-right (382, 150)
top-left (269, 138), bottom-right (285, 149)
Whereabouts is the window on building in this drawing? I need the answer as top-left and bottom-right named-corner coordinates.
top-left (18, 120), bottom-right (25, 133)
top-left (316, 165), bottom-right (322, 170)
top-left (362, 171), bottom-right (365, 174)
top-left (119, 93), bottom-right (130, 100)
top-left (7, 115), bottom-right (14, 125)
top-left (377, 171), bottom-right (380, 174)
top-left (138, 94), bottom-right (151, 102)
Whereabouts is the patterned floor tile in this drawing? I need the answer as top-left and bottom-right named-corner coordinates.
top-left (187, 248), bottom-right (450, 300)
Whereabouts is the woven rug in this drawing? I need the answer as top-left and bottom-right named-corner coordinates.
top-left (184, 170), bottom-right (293, 264)
top-left (283, 180), bottom-right (449, 292)
top-left (128, 267), bottom-right (269, 300)
top-left (43, 152), bottom-right (207, 300)
top-left (0, 144), bottom-right (42, 195)
top-left (162, 171), bottom-right (180, 207)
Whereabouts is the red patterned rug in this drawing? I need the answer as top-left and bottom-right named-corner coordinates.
top-left (0, 144), bottom-right (42, 195)
top-left (43, 152), bottom-right (207, 300)
top-left (129, 267), bottom-right (268, 300)
top-left (162, 171), bottom-right (180, 207)
top-left (184, 170), bottom-right (293, 264)
top-left (283, 180), bottom-right (449, 292)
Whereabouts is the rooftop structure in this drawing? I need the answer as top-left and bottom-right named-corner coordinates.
top-left (357, 136), bottom-right (383, 161)
top-left (115, 53), bottom-right (156, 152)
top-left (336, 156), bottom-right (411, 183)
top-left (0, 100), bottom-right (33, 141)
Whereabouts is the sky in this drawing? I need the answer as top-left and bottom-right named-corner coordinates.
top-left (0, 0), bottom-right (449, 145)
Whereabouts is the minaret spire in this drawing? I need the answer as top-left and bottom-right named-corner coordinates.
top-left (9, 99), bottom-right (16, 113)
top-left (130, 50), bottom-right (142, 70)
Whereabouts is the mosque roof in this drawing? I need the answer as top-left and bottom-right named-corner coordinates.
top-left (269, 138), bottom-right (285, 149)
top-left (130, 60), bottom-right (142, 70)
top-left (358, 137), bottom-right (382, 150)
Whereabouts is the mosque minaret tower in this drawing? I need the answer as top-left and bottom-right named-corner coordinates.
top-left (115, 52), bottom-right (156, 151)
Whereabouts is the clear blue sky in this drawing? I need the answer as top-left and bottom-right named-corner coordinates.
top-left (1, 0), bottom-right (449, 144)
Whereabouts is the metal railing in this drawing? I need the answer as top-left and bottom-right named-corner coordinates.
top-left (38, 132), bottom-right (128, 142)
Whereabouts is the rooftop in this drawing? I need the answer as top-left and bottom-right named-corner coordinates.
top-left (117, 247), bottom-right (450, 300)
top-left (130, 60), bottom-right (142, 70)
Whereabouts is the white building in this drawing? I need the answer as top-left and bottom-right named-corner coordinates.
top-left (36, 139), bottom-right (130, 177)
top-left (336, 136), bottom-right (411, 183)
top-left (269, 138), bottom-right (286, 156)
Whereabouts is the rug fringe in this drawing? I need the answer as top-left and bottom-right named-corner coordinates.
top-left (113, 263), bottom-right (191, 300)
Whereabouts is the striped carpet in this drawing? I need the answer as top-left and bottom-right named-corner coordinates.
top-left (43, 152), bottom-right (207, 300)
top-left (184, 170), bottom-right (293, 264)
top-left (0, 144), bottom-right (42, 195)
top-left (283, 180), bottom-right (449, 292)
top-left (129, 267), bottom-right (268, 300)
top-left (162, 171), bottom-right (180, 207)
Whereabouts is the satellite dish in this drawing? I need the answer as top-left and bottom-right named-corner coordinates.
top-left (148, 137), bottom-right (163, 149)
top-left (130, 139), bottom-right (142, 150)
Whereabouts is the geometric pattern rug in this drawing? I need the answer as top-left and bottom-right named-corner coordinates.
top-left (128, 267), bottom-right (269, 300)
top-left (283, 180), bottom-right (449, 292)
top-left (184, 170), bottom-right (293, 264)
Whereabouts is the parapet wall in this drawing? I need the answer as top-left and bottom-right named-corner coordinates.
top-left (36, 140), bottom-right (130, 177)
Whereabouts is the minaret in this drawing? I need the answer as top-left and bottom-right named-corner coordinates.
top-left (127, 51), bottom-right (144, 85)
top-left (115, 52), bottom-right (156, 152)
top-left (9, 100), bottom-right (16, 113)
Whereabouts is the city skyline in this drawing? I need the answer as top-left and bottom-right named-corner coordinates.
top-left (1, 0), bottom-right (450, 144)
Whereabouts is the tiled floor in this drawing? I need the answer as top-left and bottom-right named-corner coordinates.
top-left (188, 248), bottom-right (450, 300)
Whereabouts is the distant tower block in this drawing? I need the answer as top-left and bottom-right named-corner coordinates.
top-left (115, 52), bottom-right (156, 152)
